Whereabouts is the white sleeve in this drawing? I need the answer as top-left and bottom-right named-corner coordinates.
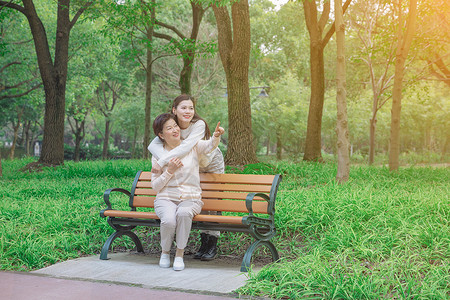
top-left (150, 157), bottom-right (173, 193)
top-left (196, 135), bottom-right (220, 155)
top-left (147, 137), bottom-right (164, 160)
top-left (156, 120), bottom-right (207, 167)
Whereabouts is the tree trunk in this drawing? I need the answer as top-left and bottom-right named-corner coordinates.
top-left (132, 125), bottom-right (138, 158)
top-left (102, 120), bottom-right (110, 160)
top-left (179, 2), bottom-right (206, 94)
top-left (304, 43), bottom-right (325, 161)
top-left (276, 134), bottom-right (282, 160)
top-left (74, 119), bottom-right (85, 162)
top-left (74, 134), bottom-right (82, 162)
top-left (143, 0), bottom-right (155, 160)
top-left (389, 0), bottom-right (417, 171)
top-left (335, 0), bottom-right (350, 182)
top-left (9, 106), bottom-right (24, 160)
top-left (24, 120), bottom-right (32, 156)
top-left (9, 120), bottom-right (20, 160)
top-left (180, 54), bottom-right (194, 94)
top-left (213, 0), bottom-right (257, 166)
top-left (302, 0), bottom-right (351, 162)
top-left (1, 1), bottom-right (91, 166)
top-left (369, 115), bottom-right (377, 164)
top-left (442, 135), bottom-right (449, 162)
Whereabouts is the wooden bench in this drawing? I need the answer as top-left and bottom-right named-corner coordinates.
top-left (99, 171), bottom-right (282, 272)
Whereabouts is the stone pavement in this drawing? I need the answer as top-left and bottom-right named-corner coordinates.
top-left (1, 252), bottom-right (266, 300)
top-left (1, 271), bottom-right (239, 300)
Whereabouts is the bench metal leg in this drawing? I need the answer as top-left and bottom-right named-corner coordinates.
top-left (240, 240), bottom-right (280, 272)
top-left (100, 230), bottom-right (144, 260)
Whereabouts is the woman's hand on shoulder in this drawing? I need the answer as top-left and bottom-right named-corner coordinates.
top-left (213, 122), bottom-right (225, 137)
top-left (167, 157), bottom-right (183, 174)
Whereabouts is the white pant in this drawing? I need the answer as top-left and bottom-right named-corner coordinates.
top-left (154, 199), bottom-right (203, 252)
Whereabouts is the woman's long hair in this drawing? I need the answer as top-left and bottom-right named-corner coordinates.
top-left (172, 94), bottom-right (211, 140)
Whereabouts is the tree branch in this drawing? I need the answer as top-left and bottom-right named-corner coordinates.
top-left (153, 31), bottom-right (178, 44)
top-left (155, 20), bottom-right (186, 40)
top-left (0, 61), bottom-right (21, 73)
top-left (0, 82), bottom-right (42, 100)
top-left (69, 1), bottom-right (93, 30)
top-left (0, 0), bottom-right (25, 14)
top-left (318, 1), bottom-right (330, 33)
top-left (322, 0), bottom-right (352, 47)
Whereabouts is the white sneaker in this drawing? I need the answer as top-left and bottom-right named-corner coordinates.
top-left (173, 257), bottom-right (185, 271)
top-left (159, 253), bottom-right (170, 268)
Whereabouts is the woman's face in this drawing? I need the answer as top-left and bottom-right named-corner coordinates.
top-left (159, 118), bottom-right (180, 147)
top-left (173, 100), bottom-right (194, 128)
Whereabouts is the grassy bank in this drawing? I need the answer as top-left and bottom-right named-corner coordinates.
top-left (1, 158), bottom-right (448, 298)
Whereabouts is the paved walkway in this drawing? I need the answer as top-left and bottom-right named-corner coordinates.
top-left (1, 271), bottom-right (238, 300)
top-left (2, 252), bottom-right (265, 300)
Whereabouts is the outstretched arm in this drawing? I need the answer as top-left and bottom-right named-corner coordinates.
top-left (148, 136), bottom-right (164, 160)
top-left (156, 120), bottom-right (207, 168)
top-left (196, 122), bottom-right (225, 154)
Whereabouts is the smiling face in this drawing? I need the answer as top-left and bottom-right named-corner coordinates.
top-left (158, 118), bottom-right (181, 149)
top-left (172, 100), bottom-right (195, 129)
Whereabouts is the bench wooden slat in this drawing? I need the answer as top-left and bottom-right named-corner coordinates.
top-left (133, 196), bottom-right (155, 207)
top-left (136, 181), bottom-right (271, 193)
top-left (193, 214), bottom-right (244, 225)
top-left (201, 191), bottom-right (265, 200)
top-left (132, 196), bottom-right (268, 213)
top-left (134, 189), bottom-right (266, 201)
top-left (103, 209), bottom-right (245, 225)
top-left (199, 173), bottom-right (275, 185)
top-left (201, 199), bottom-right (268, 213)
top-left (103, 210), bottom-right (159, 219)
top-left (201, 183), bottom-right (271, 193)
top-left (138, 172), bottom-right (275, 185)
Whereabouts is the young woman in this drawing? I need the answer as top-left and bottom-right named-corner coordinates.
top-left (148, 94), bottom-right (224, 261)
top-left (151, 113), bottom-right (224, 271)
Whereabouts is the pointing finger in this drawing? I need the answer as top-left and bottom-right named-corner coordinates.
top-left (215, 122), bottom-right (220, 133)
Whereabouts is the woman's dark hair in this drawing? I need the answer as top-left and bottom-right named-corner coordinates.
top-left (172, 94), bottom-right (211, 140)
top-left (153, 113), bottom-right (176, 142)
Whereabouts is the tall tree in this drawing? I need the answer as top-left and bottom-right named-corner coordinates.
top-left (212, 0), bottom-right (257, 165)
top-left (0, 0), bottom-right (93, 166)
top-left (67, 104), bottom-right (89, 162)
top-left (389, 0), bottom-right (417, 171)
top-left (350, 0), bottom-right (395, 164)
top-left (153, 1), bottom-right (211, 94)
top-left (301, 0), bottom-right (351, 161)
top-left (95, 80), bottom-right (122, 160)
top-left (334, 0), bottom-right (350, 182)
top-left (101, 0), bottom-right (214, 159)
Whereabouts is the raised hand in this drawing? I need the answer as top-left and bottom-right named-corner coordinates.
top-left (213, 121), bottom-right (225, 137)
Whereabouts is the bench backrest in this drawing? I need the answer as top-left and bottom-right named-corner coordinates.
top-left (129, 171), bottom-right (281, 215)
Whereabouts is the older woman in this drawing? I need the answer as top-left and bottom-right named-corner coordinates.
top-left (151, 113), bottom-right (224, 271)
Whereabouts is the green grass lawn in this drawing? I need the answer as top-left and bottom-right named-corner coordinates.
top-left (1, 158), bottom-right (448, 299)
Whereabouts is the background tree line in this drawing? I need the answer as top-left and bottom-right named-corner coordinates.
top-left (0, 0), bottom-right (448, 176)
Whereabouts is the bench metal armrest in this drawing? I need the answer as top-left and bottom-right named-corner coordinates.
top-left (100, 188), bottom-right (132, 217)
top-left (245, 192), bottom-right (271, 216)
